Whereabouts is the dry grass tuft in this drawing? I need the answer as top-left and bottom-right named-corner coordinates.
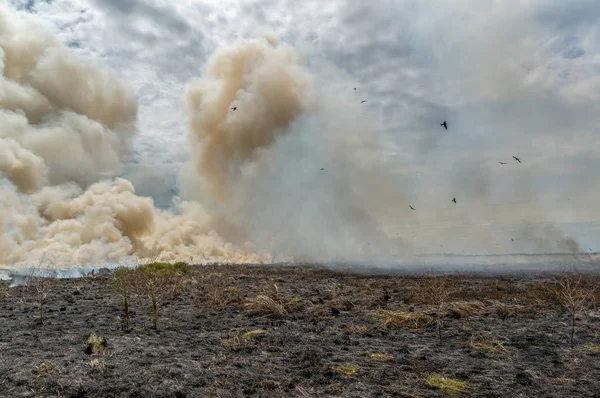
top-left (370, 353), bottom-right (394, 361)
top-left (375, 309), bottom-right (432, 329)
top-left (424, 373), bottom-right (470, 395)
top-left (486, 299), bottom-right (524, 319)
top-left (579, 344), bottom-right (600, 354)
top-left (222, 329), bottom-right (266, 351)
top-left (244, 294), bottom-right (287, 316)
top-left (346, 325), bottom-right (370, 334)
top-left (221, 335), bottom-right (248, 351)
top-left (332, 364), bottom-right (358, 376)
top-left (445, 301), bottom-right (486, 318)
top-left (468, 336), bottom-right (511, 357)
top-left (241, 329), bottom-right (267, 341)
top-left (88, 359), bottom-right (107, 374)
top-left (196, 274), bottom-right (242, 310)
top-left (35, 361), bottom-right (55, 378)
top-left (86, 334), bottom-right (106, 354)
top-left (244, 283), bottom-right (288, 316)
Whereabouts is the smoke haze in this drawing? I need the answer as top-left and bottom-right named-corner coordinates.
top-left (0, 4), bottom-right (595, 273)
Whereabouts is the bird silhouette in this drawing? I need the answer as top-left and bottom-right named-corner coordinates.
top-left (361, 100), bottom-right (367, 104)
top-left (512, 156), bottom-right (521, 163)
top-left (354, 88), bottom-right (356, 90)
top-left (441, 121), bottom-right (448, 130)
top-left (452, 197), bottom-right (457, 204)
top-left (409, 205), bottom-right (415, 210)
top-left (511, 238), bottom-right (514, 242)
top-left (320, 168), bottom-right (324, 171)
top-left (231, 107), bottom-right (237, 111)
top-left (499, 162), bottom-right (507, 165)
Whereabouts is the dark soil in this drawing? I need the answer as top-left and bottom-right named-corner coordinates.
top-left (1, 264), bottom-right (599, 397)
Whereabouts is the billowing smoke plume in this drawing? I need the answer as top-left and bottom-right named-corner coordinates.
top-left (183, 37), bottom-right (412, 262)
top-left (0, 7), bottom-right (263, 270)
top-left (0, 9), bottom-right (137, 188)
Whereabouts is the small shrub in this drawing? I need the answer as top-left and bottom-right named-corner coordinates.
top-left (424, 373), bottom-right (470, 396)
top-left (555, 275), bottom-right (593, 347)
top-left (112, 268), bottom-right (133, 331)
top-left (132, 262), bottom-right (190, 329)
top-left (86, 334), bottom-right (107, 354)
top-left (27, 256), bottom-right (57, 325)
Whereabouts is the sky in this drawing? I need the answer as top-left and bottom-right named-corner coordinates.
top-left (3, 0), bottom-right (600, 258)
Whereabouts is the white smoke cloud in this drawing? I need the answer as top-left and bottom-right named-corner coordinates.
top-left (181, 37), bottom-right (413, 263)
top-left (0, 6), bottom-right (264, 271)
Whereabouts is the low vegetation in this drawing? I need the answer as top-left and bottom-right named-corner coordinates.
top-left (555, 274), bottom-right (594, 347)
top-left (35, 361), bottom-right (55, 378)
top-left (244, 283), bottom-right (288, 317)
top-left (332, 365), bottom-right (358, 377)
top-left (370, 353), bottom-right (394, 361)
top-left (130, 261), bottom-right (192, 329)
top-left (375, 309), bottom-right (432, 329)
top-left (88, 359), bottom-right (107, 374)
top-left (27, 257), bottom-right (57, 325)
top-left (0, 282), bottom-right (8, 299)
top-left (86, 334), bottom-right (107, 354)
top-left (221, 329), bottom-right (266, 351)
top-left (424, 373), bottom-right (470, 395)
top-left (112, 268), bottom-right (133, 331)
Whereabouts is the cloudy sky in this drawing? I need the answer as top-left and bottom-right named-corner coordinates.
top-left (5, 0), bottom-right (600, 255)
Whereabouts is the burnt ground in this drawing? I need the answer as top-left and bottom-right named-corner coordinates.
top-left (0, 264), bottom-right (599, 397)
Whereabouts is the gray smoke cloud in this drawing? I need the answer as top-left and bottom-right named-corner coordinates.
top-left (182, 37), bottom-right (413, 263)
top-left (0, 6), bottom-right (265, 270)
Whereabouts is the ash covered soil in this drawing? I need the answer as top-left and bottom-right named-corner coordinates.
top-left (1, 264), bottom-right (599, 397)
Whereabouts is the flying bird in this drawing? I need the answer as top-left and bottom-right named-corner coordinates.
top-left (361, 100), bottom-right (367, 104)
top-left (511, 238), bottom-right (514, 242)
top-left (231, 107), bottom-right (237, 111)
top-left (409, 205), bottom-right (416, 210)
top-left (441, 121), bottom-right (448, 130)
top-left (354, 88), bottom-right (356, 90)
top-left (512, 156), bottom-right (521, 163)
top-left (499, 162), bottom-right (507, 165)
top-left (320, 168), bottom-right (324, 171)
top-left (452, 197), bottom-right (457, 204)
